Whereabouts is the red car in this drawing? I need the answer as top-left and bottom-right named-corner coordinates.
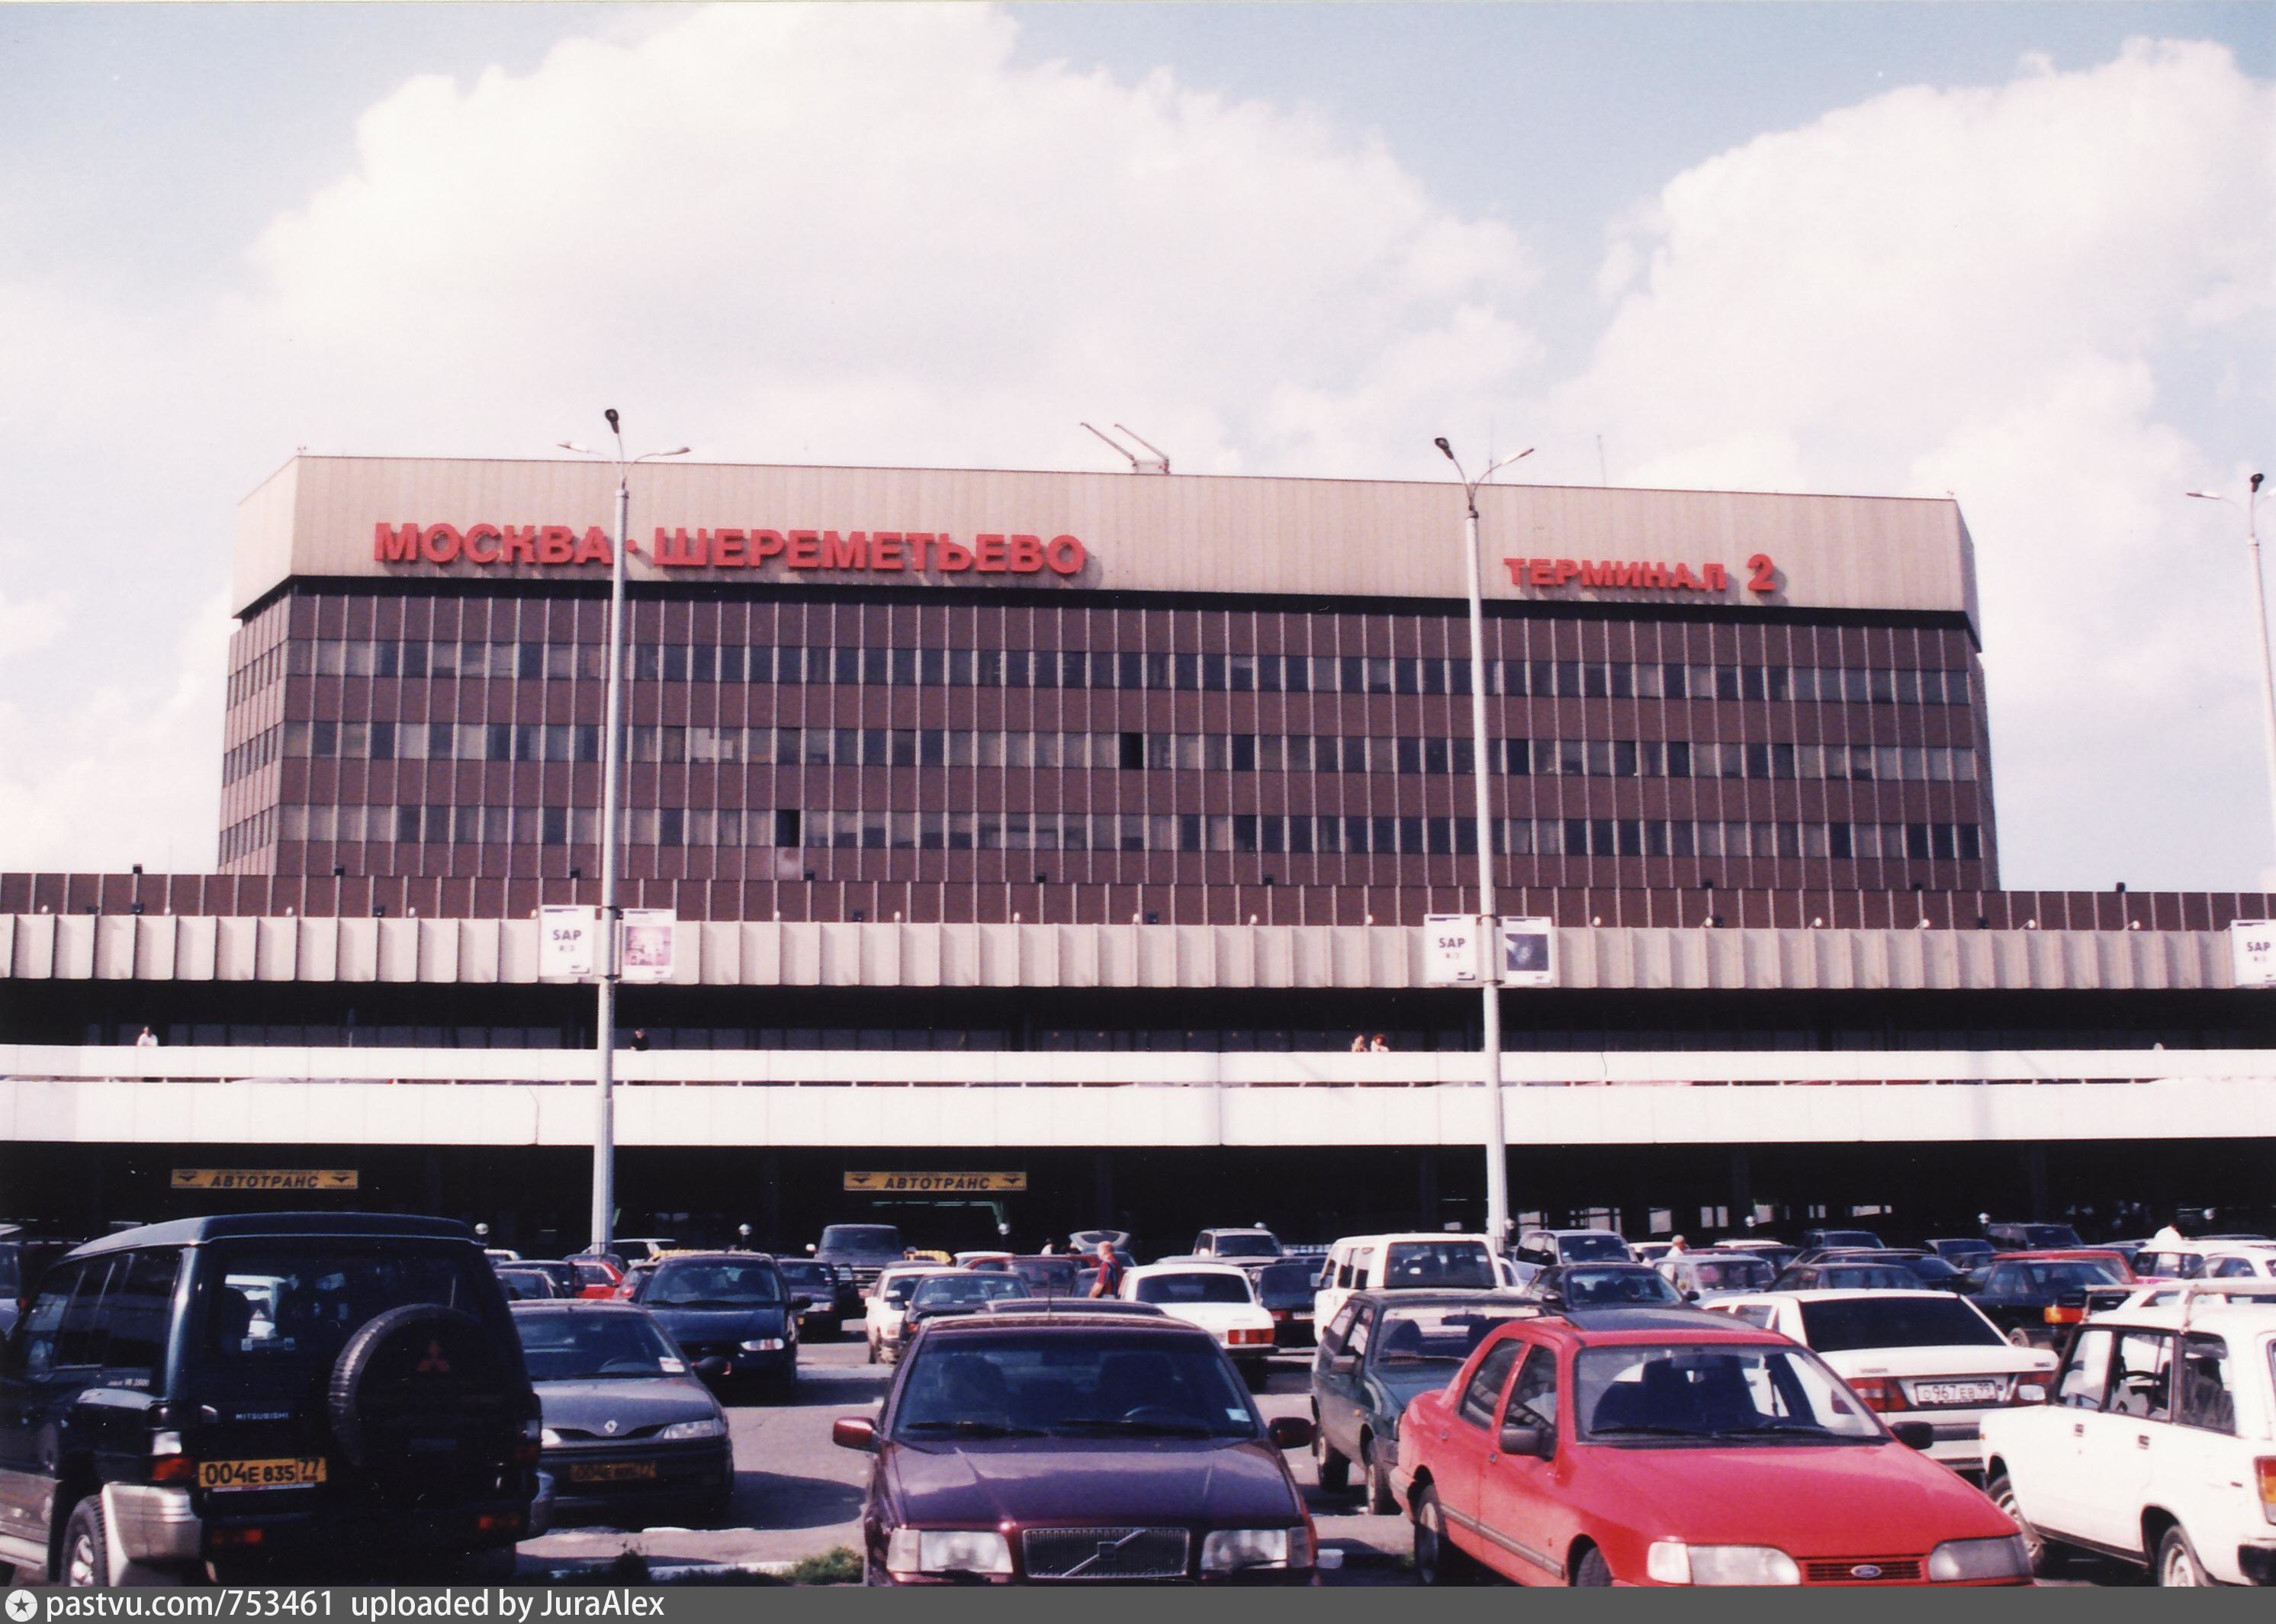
top-left (572, 1256), bottom-right (625, 1299)
top-left (1394, 1307), bottom-right (2031, 1587)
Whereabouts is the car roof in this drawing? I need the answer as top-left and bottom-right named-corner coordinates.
top-left (1540, 1307), bottom-right (1783, 1341)
top-left (644, 1250), bottom-right (779, 1265)
top-left (1202, 1227), bottom-right (1276, 1236)
top-left (1719, 1288), bottom-right (1960, 1304)
top-left (509, 1299), bottom-right (650, 1314)
top-left (926, 1310), bottom-right (1209, 1339)
top-left (1333, 1233), bottom-right (1487, 1248)
top-left (1127, 1261), bottom-right (1250, 1278)
top-left (1348, 1288), bottom-right (1525, 1309)
top-left (71, 1212), bottom-right (475, 1257)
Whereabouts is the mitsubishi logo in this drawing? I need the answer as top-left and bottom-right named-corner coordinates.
top-left (415, 1339), bottom-right (452, 1375)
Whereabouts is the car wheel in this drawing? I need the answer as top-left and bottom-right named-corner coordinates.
top-left (1241, 1362), bottom-right (1268, 1394)
top-left (1411, 1485), bottom-right (1477, 1585)
top-left (1313, 1422), bottom-right (1350, 1494)
top-left (2156, 1524), bottom-right (2209, 1587)
top-left (1362, 1436), bottom-right (1398, 1516)
top-left (1987, 1473), bottom-right (2065, 1577)
top-left (1572, 1546), bottom-right (1613, 1587)
top-left (61, 1494), bottom-right (110, 1587)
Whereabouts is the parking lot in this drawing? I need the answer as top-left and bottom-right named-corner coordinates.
top-left (518, 1330), bottom-right (2142, 1587)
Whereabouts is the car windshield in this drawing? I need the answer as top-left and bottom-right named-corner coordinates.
top-left (1375, 1305), bottom-right (1535, 1365)
top-left (2012, 1226), bottom-right (2084, 1248)
top-left (893, 1330), bottom-right (1256, 1439)
top-left (1938, 1240), bottom-right (1994, 1257)
top-left (911, 1275), bottom-right (1031, 1307)
top-left (1575, 1343), bottom-right (1885, 1443)
top-left (202, 1240), bottom-right (495, 1367)
top-left (882, 1273), bottom-right (941, 1307)
top-left (2008, 1261), bottom-right (2123, 1292)
top-left (820, 1227), bottom-right (902, 1253)
top-left (1558, 1269), bottom-right (1682, 1307)
top-left (1903, 1256), bottom-right (1963, 1282)
top-left (647, 1260), bottom-right (782, 1307)
top-left (1210, 1234), bottom-right (1279, 1258)
top-left (1676, 1258), bottom-right (1773, 1291)
top-left (1384, 1241), bottom-right (1495, 1289)
top-left (516, 1311), bottom-right (684, 1381)
top-left (1010, 1259), bottom-right (1079, 1294)
top-left (776, 1262), bottom-right (828, 1286)
top-left (497, 1270), bottom-right (553, 1298)
top-left (1133, 1272), bottom-right (1253, 1306)
top-left (1559, 1233), bottom-right (1631, 1262)
top-left (1797, 1297), bottom-right (2002, 1352)
top-left (1814, 1267), bottom-right (1921, 1291)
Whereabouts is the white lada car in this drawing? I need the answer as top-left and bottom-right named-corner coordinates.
top-left (1702, 1288), bottom-right (2056, 1474)
top-left (863, 1264), bottom-right (957, 1365)
top-left (1120, 1262), bottom-right (1277, 1388)
top-left (1981, 1281), bottom-right (2276, 1585)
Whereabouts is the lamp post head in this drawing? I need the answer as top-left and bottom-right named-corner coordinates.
top-left (1433, 437), bottom-right (1454, 459)
top-left (2254, 472), bottom-right (2265, 494)
top-left (603, 408), bottom-right (620, 433)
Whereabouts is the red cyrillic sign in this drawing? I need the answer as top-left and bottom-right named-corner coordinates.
top-left (1503, 552), bottom-right (1779, 595)
top-left (374, 524), bottom-right (1088, 577)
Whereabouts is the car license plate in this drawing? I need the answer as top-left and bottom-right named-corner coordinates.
top-left (1913, 1381), bottom-right (2001, 1406)
top-left (198, 1457), bottom-right (327, 1492)
top-left (568, 1460), bottom-right (659, 1484)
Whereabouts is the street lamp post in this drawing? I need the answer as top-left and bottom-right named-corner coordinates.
top-left (2186, 473), bottom-right (2275, 870)
top-left (1435, 436), bottom-right (1532, 1256)
top-left (559, 413), bottom-right (688, 1254)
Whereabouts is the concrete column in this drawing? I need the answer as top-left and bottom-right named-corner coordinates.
top-left (1417, 1150), bottom-right (1440, 1230)
top-left (1094, 1150), bottom-right (1114, 1229)
top-left (1731, 1149), bottom-right (1754, 1231)
top-left (762, 1151), bottom-right (783, 1250)
top-left (2027, 1145), bottom-right (2049, 1223)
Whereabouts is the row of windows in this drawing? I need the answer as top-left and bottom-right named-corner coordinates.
top-left (267, 720), bottom-right (1980, 783)
top-left (275, 802), bottom-right (1984, 862)
top-left (243, 637), bottom-right (1975, 706)
top-left (222, 726), bottom-right (284, 786)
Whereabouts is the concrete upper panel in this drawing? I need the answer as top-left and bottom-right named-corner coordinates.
top-left (233, 455), bottom-right (1982, 634)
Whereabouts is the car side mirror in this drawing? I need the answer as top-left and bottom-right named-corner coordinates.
top-left (1267, 1416), bottom-right (1313, 1451)
top-left (1890, 1421), bottom-right (1935, 1452)
top-left (832, 1416), bottom-right (878, 1452)
top-left (693, 1356), bottom-right (730, 1379)
top-left (1498, 1421), bottom-right (1553, 1459)
top-left (1680, 1288), bottom-right (1699, 1301)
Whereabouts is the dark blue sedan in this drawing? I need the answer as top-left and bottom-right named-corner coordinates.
top-left (627, 1252), bottom-right (802, 1398)
top-left (1310, 1290), bottom-right (1534, 1513)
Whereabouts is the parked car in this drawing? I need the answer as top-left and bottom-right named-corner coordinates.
top-left (624, 1252), bottom-right (802, 1397)
top-left (1315, 1233), bottom-right (1498, 1329)
top-left (513, 1301), bottom-right (733, 1526)
top-left (776, 1259), bottom-right (860, 1339)
top-left (1770, 1261), bottom-right (1924, 1293)
top-left (1960, 1253), bottom-right (2130, 1349)
top-left (865, 1264), bottom-right (959, 1365)
top-left (502, 1259), bottom-right (583, 1299)
top-left (894, 1272), bottom-right (1033, 1357)
top-left (0, 1212), bottom-right (541, 1585)
top-left (814, 1224), bottom-right (909, 1297)
top-left (1802, 1228), bottom-right (1888, 1250)
top-left (496, 1266), bottom-right (564, 1301)
top-left (1005, 1255), bottom-right (1083, 1298)
top-left (1255, 1259), bottom-right (1323, 1349)
top-left (1194, 1227), bottom-right (1282, 1262)
top-left (1983, 1223), bottom-right (2084, 1252)
top-left (1393, 1307), bottom-right (2030, 1587)
top-left (1700, 1290), bottom-right (2056, 1473)
top-left (1311, 1291), bottom-right (1536, 1513)
top-left (1519, 1265), bottom-right (1686, 1312)
top-left (1655, 1252), bottom-right (1777, 1301)
top-left (1927, 1238), bottom-right (1998, 1267)
top-left (1981, 1281), bottom-right (2276, 1584)
top-left (2133, 1240), bottom-right (2276, 1284)
top-left (570, 1257), bottom-right (625, 1299)
top-left (1715, 1238), bottom-right (1800, 1274)
top-left (834, 1309), bottom-right (1317, 1584)
top-left (1512, 1230), bottom-right (1635, 1272)
top-left (0, 1232), bottom-right (82, 1338)
top-left (1121, 1263), bottom-right (1278, 1388)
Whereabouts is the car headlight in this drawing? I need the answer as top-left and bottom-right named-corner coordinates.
top-left (1200, 1526), bottom-right (1313, 1572)
top-left (1927, 1536), bottom-right (2030, 1581)
top-left (740, 1336), bottom-right (787, 1352)
top-left (539, 1427), bottom-right (565, 1449)
top-left (1645, 1542), bottom-right (1801, 1586)
top-left (885, 1528), bottom-right (1014, 1577)
top-left (657, 1417), bottom-right (727, 1442)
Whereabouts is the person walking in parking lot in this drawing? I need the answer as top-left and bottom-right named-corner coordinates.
top-left (1088, 1239), bottom-right (1126, 1298)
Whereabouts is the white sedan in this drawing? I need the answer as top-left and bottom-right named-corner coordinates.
top-left (1120, 1262), bottom-right (1277, 1388)
top-left (1703, 1288), bottom-right (2056, 1473)
top-left (863, 1264), bottom-right (958, 1365)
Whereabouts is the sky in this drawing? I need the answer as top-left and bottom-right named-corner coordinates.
top-left (1, 2), bottom-right (2271, 890)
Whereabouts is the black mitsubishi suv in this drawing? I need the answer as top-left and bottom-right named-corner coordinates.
top-left (0, 1214), bottom-right (542, 1585)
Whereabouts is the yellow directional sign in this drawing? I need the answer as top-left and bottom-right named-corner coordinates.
top-left (844, 1171), bottom-right (1027, 1195)
top-left (171, 1169), bottom-right (359, 1192)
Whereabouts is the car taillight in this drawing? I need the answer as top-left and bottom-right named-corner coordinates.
top-left (149, 1427), bottom-right (193, 1484)
top-left (516, 1417), bottom-right (542, 1465)
top-left (1847, 1378), bottom-right (1907, 1412)
top-left (1229, 1327), bottom-right (1273, 1347)
top-left (2256, 1458), bottom-right (2276, 1524)
top-left (2043, 1306), bottom-right (2083, 1325)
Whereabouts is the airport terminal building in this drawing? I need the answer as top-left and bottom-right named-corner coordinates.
top-left (3, 455), bottom-right (2272, 1255)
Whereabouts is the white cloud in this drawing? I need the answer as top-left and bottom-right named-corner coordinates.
top-left (1551, 37), bottom-right (2276, 888)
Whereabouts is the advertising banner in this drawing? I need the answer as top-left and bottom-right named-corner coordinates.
top-left (1498, 917), bottom-right (1558, 987)
top-left (619, 908), bottom-right (678, 983)
top-left (2231, 919), bottom-right (2276, 988)
top-left (1422, 915), bottom-right (1484, 984)
top-left (538, 905), bottom-right (596, 979)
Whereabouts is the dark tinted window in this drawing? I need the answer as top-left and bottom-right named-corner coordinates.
top-left (1384, 1241), bottom-right (1494, 1289)
top-left (1457, 1338), bottom-right (1525, 1428)
top-left (1557, 1233), bottom-right (1631, 1262)
top-left (1558, 1268), bottom-right (1681, 1307)
top-left (1207, 1233), bottom-right (1280, 1258)
top-left (103, 1250), bottom-right (181, 1387)
top-left (202, 1240), bottom-right (494, 1369)
top-left (645, 1260), bottom-right (782, 1306)
top-left (892, 1330), bottom-right (1255, 1439)
top-left (818, 1226), bottom-right (903, 1253)
top-left (516, 1310), bottom-right (683, 1381)
top-left (56, 1257), bottom-right (120, 1370)
top-left (1797, 1296), bottom-right (2003, 1352)
top-left (1133, 1272), bottom-right (1252, 1306)
top-left (14, 1261), bottom-right (86, 1378)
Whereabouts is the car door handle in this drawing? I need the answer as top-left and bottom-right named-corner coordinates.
top-left (2136, 1435), bottom-right (2151, 1449)
top-left (2072, 1423), bottom-right (2084, 1437)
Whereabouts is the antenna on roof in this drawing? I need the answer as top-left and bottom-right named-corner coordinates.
top-left (1081, 422), bottom-right (1170, 474)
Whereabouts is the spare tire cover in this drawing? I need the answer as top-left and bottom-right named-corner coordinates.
top-left (328, 1304), bottom-right (519, 1497)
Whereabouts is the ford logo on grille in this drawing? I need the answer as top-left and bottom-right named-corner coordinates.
top-left (1850, 1564), bottom-right (1883, 1579)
